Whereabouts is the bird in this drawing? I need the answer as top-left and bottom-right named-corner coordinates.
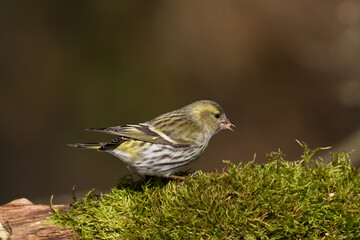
top-left (68, 100), bottom-right (234, 179)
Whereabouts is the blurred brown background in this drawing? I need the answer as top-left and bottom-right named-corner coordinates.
top-left (1, 1), bottom-right (360, 205)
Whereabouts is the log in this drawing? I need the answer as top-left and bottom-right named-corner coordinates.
top-left (0, 198), bottom-right (73, 240)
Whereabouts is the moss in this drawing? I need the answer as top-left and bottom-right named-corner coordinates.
top-left (50, 142), bottom-right (360, 239)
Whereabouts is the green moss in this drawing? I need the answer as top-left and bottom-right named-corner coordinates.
top-left (50, 142), bottom-right (360, 239)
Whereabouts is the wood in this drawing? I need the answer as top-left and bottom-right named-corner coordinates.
top-left (0, 198), bottom-right (73, 240)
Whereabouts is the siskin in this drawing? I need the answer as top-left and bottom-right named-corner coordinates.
top-left (69, 100), bottom-right (234, 179)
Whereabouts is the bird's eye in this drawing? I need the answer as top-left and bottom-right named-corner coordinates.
top-left (214, 113), bottom-right (220, 119)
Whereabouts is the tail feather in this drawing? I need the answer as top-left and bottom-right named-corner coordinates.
top-left (98, 136), bottom-right (127, 151)
top-left (67, 143), bottom-right (104, 150)
top-left (86, 127), bottom-right (107, 132)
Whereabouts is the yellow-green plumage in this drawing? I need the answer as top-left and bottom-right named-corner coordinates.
top-left (69, 100), bottom-right (234, 177)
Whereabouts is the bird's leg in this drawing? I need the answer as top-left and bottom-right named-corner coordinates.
top-left (168, 174), bottom-right (186, 181)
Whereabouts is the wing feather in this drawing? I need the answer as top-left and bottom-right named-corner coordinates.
top-left (87, 109), bottom-right (203, 147)
top-left (87, 123), bottom-right (190, 147)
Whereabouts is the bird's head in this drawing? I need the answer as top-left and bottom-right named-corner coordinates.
top-left (186, 100), bottom-right (234, 135)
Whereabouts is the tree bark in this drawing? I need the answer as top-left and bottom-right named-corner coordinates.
top-left (0, 198), bottom-right (73, 240)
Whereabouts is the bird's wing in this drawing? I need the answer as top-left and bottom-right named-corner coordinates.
top-left (88, 110), bottom-right (204, 146)
top-left (87, 122), bottom-right (196, 147)
top-left (147, 112), bottom-right (203, 146)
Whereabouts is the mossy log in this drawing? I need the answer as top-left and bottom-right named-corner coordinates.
top-left (0, 198), bottom-right (72, 240)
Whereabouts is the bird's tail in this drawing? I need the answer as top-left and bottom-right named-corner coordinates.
top-left (67, 143), bottom-right (105, 150)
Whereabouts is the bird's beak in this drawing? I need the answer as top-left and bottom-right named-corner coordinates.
top-left (220, 118), bottom-right (235, 131)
